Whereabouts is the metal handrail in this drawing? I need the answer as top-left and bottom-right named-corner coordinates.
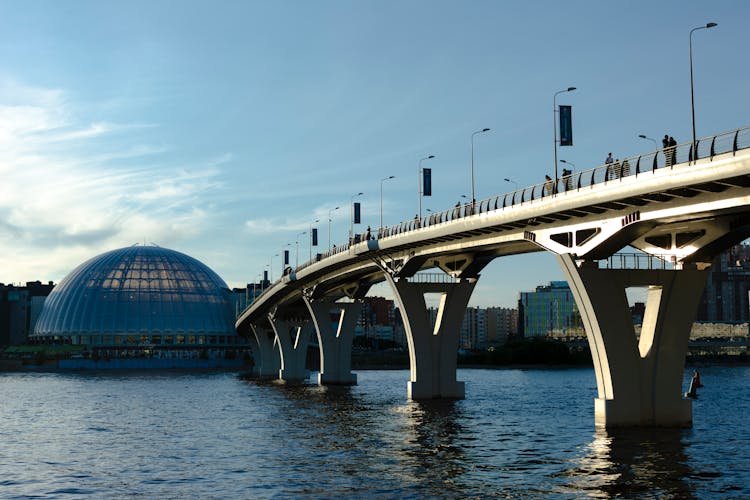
top-left (250, 125), bottom-right (750, 305)
top-left (376, 125), bottom-right (750, 238)
top-left (596, 252), bottom-right (676, 270)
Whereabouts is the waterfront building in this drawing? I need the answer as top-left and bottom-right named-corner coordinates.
top-left (485, 307), bottom-right (518, 345)
top-left (357, 296), bottom-right (399, 345)
top-left (0, 281), bottom-right (55, 346)
top-left (460, 306), bottom-right (487, 349)
top-left (518, 281), bottom-right (582, 337)
top-left (230, 279), bottom-right (269, 318)
top-left (697, 243), bottom-right (750, 322)
top-left (30, 245), bottom-right (247, 352)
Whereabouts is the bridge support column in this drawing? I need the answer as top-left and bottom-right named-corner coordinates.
top-left (247, 324), bottom-right (281, 379)
top-left (304, 298), bottom-right (361, 386)
top-left (268, 314), bottom-right (313, 383)
top-left (385, 275), bottom-right (477, 399)
top-left (557, 254), bottom-right (710, 427)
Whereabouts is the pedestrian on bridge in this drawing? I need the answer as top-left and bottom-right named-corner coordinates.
top-left (663, 135), bottom-right (672, 166)
top-left (669, 136), bottom-right (677, 165)
top-left (543, 175), bottom-right (554, 196)
top-left (561, 168), bottom-right (573, 191)
top-left (605, 153), bottom-right (615, 181)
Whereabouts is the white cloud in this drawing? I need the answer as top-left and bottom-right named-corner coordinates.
top-left (0, 81), bottom-right (230, 284)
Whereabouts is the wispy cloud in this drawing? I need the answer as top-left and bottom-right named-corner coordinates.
top-left (0, 81), bottom-right (231, 283)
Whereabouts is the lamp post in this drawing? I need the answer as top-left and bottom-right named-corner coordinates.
top-left (638, 134), bottom-right (659, 151)
top-left (380, 175), bottom-right (395, 230)
top-left (328, 206), bottom-right (340, 252)
top-left (268, 253), bottom-right (279, 281)
top-left (349, 192), bottom-right (363, 241)
top-left (309, 218), bottom-right (319, 261)
top-left (470, 128), bottom-right (490, 206)
top-left (418, 155), bottom-right (434, 220)
top-left (553, 87), bottom-right (576, 193)
top-left (690, 22), bottom-right (718, 162)
top-left (504, 178), bottom-right (518, 190)
top-left (560, 159), bottom-right (576, 169)
top-left (295, 231), bottom-right (306, 268)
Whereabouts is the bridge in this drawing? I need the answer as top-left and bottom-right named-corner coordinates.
top-left (236, 126), bottom-right (750, 428)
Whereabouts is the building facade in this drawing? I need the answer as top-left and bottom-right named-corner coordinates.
top-left (519, 280), bottom-right (582, 337)
top-left (0, 281), bottom-right (55, 346)
top-left (30, 245), bottom-right (246, 351)
top-left (697, 243), bottom-right (750, 322)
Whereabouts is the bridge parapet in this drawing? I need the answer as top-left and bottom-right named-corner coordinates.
top-left (259, 126), bottom-right (750, 299)
top-left (374, 125), bottom-right (750, 243)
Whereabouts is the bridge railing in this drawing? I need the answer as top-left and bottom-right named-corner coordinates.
top-left (595, 252), bottom-right (676, 270)
top-left (377, 125), bottom-right (750, 241)
top-left (248, 126), bottom-right (750, 308)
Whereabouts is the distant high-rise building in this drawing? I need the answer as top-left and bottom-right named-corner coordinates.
top-left (697, 243), bottom-right (750, 322)
top-left (357, 296), bottom-right (398, 344)
top-left (486, 307), bottom-right (517, 345)
top-left (518, 280), bottom-right (582, 337)
top-left (460, 306), bottom-right (487, 349)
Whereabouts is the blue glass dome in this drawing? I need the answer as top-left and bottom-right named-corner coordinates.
top-left (32, 245), bottom-right (236, 345)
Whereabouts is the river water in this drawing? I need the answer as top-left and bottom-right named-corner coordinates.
top-left (1, 366), bottom-right (748, 498)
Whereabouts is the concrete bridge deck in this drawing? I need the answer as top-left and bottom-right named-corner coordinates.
top-left (236, 126), bottom-right (750, 428)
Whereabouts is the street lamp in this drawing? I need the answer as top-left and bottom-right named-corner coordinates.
top-left (328, 206), bottom-right (340, 252)
top-left (553, 87), bottom-right (576, 193)
top-left (560, 159), bottom-right (576, 169)
top-left (690, 22), bottom-right (718, 162)
top-left (470, 128), bottom-right (490, 205)
top-left (380, 175), bottom-right (395, 230)
top-left (268, 253), bottom-right (279, 281)
top-left (638, 134), bottom-right (659, 151)
top-left (504, 178), bottom-right (518, 190)
top-left (295, 231), bottom-right (306, 268)
top-left (349, 192), bottom-right (363, 241)
top-left (418, 155), bottom-right (434, 220)
top-left (309, 218), bottom-right (319, 261)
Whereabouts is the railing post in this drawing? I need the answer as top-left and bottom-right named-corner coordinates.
top-left (734, 130), bottom-right (739, 155)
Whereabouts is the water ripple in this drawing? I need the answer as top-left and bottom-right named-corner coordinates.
top-left (0, 367), bottom-right (748, 497)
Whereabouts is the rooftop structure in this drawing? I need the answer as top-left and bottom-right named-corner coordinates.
top-left (31, 245), bottom-right (240, 348)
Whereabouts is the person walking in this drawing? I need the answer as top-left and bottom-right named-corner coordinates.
top-left (668, 136), bottom-right (677, 165)
top-left (663, 135), bottom-right (672, 166)
top-left (605, 153), bottom-right (614, 180)
top-left (543, 175), bottom-right (554, 196)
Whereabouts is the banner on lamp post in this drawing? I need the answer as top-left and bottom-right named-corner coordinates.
top-left (559, 105), bottom-right (573, 146)
top-left (353, 202), bottom-right (361, 224)
top-left (422, 168), bottom-right (432, 196)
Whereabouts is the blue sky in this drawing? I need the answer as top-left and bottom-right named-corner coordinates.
top-left (1, 1), bottom-right (748, 307)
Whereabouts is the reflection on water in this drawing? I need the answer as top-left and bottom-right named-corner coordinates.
top-left (2, 368), bottom-right (748, 498)
top-left (249, 379), bottom-right (472, 497)
top-left (399, 399), bottom-right (467, 493)
top-left (564, 428), bottom-right (697, 499)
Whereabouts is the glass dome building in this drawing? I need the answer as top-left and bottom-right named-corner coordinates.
top-left (32, 245), bottom-right (242, 349)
